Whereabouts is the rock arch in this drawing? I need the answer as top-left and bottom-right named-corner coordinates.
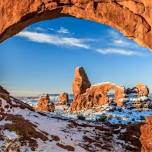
top-left (1, 0), bottom-right (152, 50)
top-left (89, 82), bottom-right (125, 107)
top-left (71, 82), bottom-right (125, 112)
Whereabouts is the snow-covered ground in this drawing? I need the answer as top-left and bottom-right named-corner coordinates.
top-left (54, 104), bottom-right (152, 125)
top-left (0, 96), bottom-right (142, 152)
top-left (0, 94), bottom-right (151, 151)
top-left (18, 94), bottom-right (152, 125)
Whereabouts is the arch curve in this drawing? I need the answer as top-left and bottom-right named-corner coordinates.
top-left (70, 82), bottom-right (125, 112)
top-left (1, 0), bottom-right (152, 50)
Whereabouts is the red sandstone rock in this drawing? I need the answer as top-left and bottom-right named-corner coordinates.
top-left (1, 0), bottom-right (152, 50)
top-left (72, 67), bottom-right (91, 98)
top-left (71, 81), bottom-right (125, 112)
top-left (145, 116), bottom-right (152, 125)
top-left (58, 92), bottom-right (69, 105)
top-left (36, 94), bottom-right (55, 112)
top-left (136, 83), bottom-right (149, 97)
top-left (140, 116), bottom-right (152, 152)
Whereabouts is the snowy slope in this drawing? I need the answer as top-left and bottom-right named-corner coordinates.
top-left (0, 95), bottom-right (142, 152)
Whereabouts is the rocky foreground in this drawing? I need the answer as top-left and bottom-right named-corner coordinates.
top-left (0, 86), bottom-right (152, 152)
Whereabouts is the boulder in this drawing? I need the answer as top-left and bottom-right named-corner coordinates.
top-left (135, 83), bottom-right (149, 97)
top-left (58, 92), bottom-right (69, 105)
top-left (35, 94), bottom-right (55, 112)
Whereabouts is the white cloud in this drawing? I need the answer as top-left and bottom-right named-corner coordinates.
top-left (113, 39), bottom-right (132, 48)
top-left (17, 31), bottom-right (90, 49)
top-left (108, 29), bottom-right (142, 49)
top-left (96, 48), bottom-right (143, 56)
top-left (57, 27), bottom-right (70, 34)
top-left (35, 27), bottom-right (46, 32)
top-left (114, 39), bottom-right (125, 45)
top-left (16, 28), bottom-right (148, 57)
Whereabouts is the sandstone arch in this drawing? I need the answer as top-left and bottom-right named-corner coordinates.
top-left (71, 82), bottom-right (125, 112)
top-left (90, 82), bottom-right (125, 107)
top-left (1, 0), bottom-right (152, 51)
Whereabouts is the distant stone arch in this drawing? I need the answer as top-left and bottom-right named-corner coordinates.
top-left (88, 82), bottom-right (125, 107)
top-left (1, 0), bottom-right (152, 51)
top-left (71, 82), bottom-right (125, 112)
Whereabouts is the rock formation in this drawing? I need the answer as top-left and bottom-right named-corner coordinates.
top-left (135, 83), bottom-right (149, 97)
top-left (71, 82), bottom-right (125, 112)
top-left (58, 92), bottom-right (69, 105)
top-left (71, 67), bottom-right (152, 112)
top-left (35, 94), bottom-right (55, 112)
top-left (140, 116), bottom-right (152, 152)
top-left (1, 0), bottom-right (152, 51)
top-left (71, 67), bottom-right (125, 112)
top-left (72, 67), bottom-right (91, 98)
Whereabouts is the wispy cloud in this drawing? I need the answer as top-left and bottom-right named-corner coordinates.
top-left (100, 29), bottom-right (149, 56)
top-left (35, 27), bottom-right (47, 32)
top-left (57, 27), bottom-right (70, 34)
top-left (17, 31), bottom-right (90, 49)
top-left (108, 29), bottom-right (143, 49)
top-left (96, 48), bottom-right (143, 56)
top-left (17, 26), bottom-right (149, 57)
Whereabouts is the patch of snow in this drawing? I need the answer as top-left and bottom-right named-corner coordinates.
top-left (3, 130), bottom-right (18, 140)
top-left (0, 120), bottom-right (12, 126)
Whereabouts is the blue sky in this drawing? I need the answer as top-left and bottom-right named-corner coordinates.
top-left (1, 17), bottom-right (152, 96)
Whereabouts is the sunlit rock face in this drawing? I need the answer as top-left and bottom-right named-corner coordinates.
top-left (70, 67), bottom-right (152, 112)
top-left (58, 92), bottom-right (69, 105)
top-left (71, 82), bottom-right (125, 112)
top-left (140, 116), bottom-right (152, 152)
top-left (135, 83), bottom-right (149, 97)
top-left (35, 94), bottom-right (55, 112)
top-left (71, 67), bottom-right (125, 112)
top-left (1, 0), bottom-right (152, 50)
top-left (72, 67), bottom-right (91, 99)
